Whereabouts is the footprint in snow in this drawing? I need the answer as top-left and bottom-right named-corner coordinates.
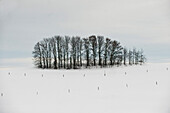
top-left (126, 84), bottom-right (128, 88)
top-left (104, 71), bottom-right (106, 76)
top-left (68, 89), bottom-right (70, 93)
top-left (156, 81), bottom-right (158, 85)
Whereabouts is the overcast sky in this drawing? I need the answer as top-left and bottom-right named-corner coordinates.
top-left (0, 0), bottom-right (170, 67)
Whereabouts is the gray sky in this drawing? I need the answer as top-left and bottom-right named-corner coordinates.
top-left (0, 0), bottom-right (170, 67)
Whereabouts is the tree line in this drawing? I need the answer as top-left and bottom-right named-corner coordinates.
top-left (32, 35), bottom-right (146, 69)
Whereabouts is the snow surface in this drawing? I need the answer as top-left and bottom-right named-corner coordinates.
top-left (0, 63), bottom-right (170, 113)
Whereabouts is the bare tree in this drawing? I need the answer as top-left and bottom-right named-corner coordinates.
top-left (76, 36), bottom-right (80, 67)
top-left (123, 47), bottom-right (128, 65)
top-left (40, 39), bottom-right (49, 68)
top-left (83, 38), bottom-right (90, 67)
top-left (45, 39), bottom-right (50, 68)
top-left (135, 50), bottom-right (139, 65)
top-left (139, 49), bottom-right (146, 64)
top-left (79, 38), bottom-right (83, 66)
top-left (97, 36), bottom-right (104, 66)
top-left (55, 36), bottom-right (62, 69)
top-left (71, 37), bottom-right (77, 69)
top-left (41, 47), bottom-right (46, 68)
top-left (32, 42), bottom-right (42, 68)
top-left (132, 48), bottom-right (136, 64)
top-left (104, 38), bottom-right (111, 66)
top-left (65, 36), bottom-right (70, 68)
top-left (128, 49), bottom-right (133, 65)
top-left (61, 38), bottom-right (66, 69)
top-left (48, 38), bottom-right (52, 68)
top-left (89, 35), bottom-right (97, 66)
top-left (51, 37), bottom-right (57, 69)
top-left (70, 56), bottom-right (72, 69)
top-left (60, 37), bottom-right (65, 68)
top-left (110, 40), bottom-right (123, 65)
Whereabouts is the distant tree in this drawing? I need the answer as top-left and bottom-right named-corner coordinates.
top-left (76, 36), bottom-right (80, 67)
top-left (40, 39), bottom-right (49, 68)
top-left (117, 53), bottom-right (123, 65)
top-left (32, 42), bottom-right (42, 68)
top-left (71, 37), bottom-right (77, 69)
top-left (62, 38), bottom-right (66, 69)
top-left (41, 45), bottom-right (46, 68)
top-left (45, 38), bottom-right (51, 68)
top-left (65, 36), bottom-right (70, 68)
top-left (110, 41), bottom-right (115, 65)
top-left (110, 40), bottom-right (123, 65)
top-left (70, 56), bottom-right (72, 69)
top-left (60, 37), bottom-right (65, 68)
top-left (123, 47), bottom-right (128, 65)
top-left (104, 38), bottom-right (111, 66)
top-left (51, 37), bottom-right (57, 69)
top-left (44, 39), bottom-right (49, 68)
top-left (139, 49), bottom-right (145, 65)
top-left (135, 50), bottom-right (139, 65)
top-left (132, 48), bottom-right (136, 64)
top-left (48, 38), bottom-right (52, 68)
top-left (89, 35), bottom-right (97, 66)
top-left (55, 36), bottom-right (62, 69)
top-left (83, 38), bottom-right (90, 67)
top-left (97, 36), bottom-right (104, 66)
top-left (79, 39), bottom-right (83, 66)
top-left (128, 49), bottom-right (133, 65)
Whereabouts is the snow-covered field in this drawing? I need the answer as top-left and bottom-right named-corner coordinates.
top-left (0, 63), bottom-right (170, 113)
